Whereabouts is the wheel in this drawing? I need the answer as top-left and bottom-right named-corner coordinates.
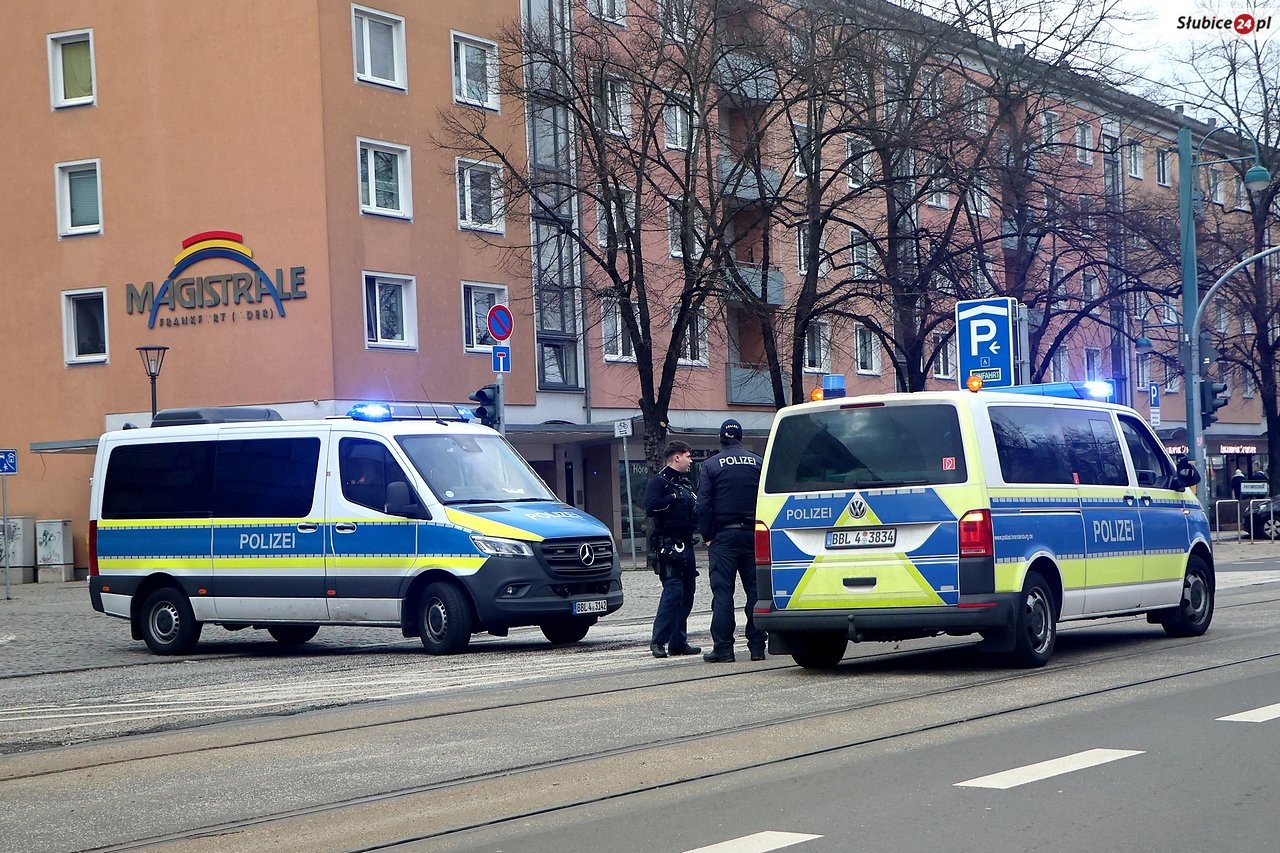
top-left (1162, 555), bottom-right (1214, 638)
top-left (267, 624), bottom-right (320, 645)
top-left (790, 633), bottom-right (847, 669)
top-left (1257, 516), bottom-right (1280, 541)
top-left (1010, 570), bottom-right (1056, 667)
top-left (139, 587), bottom-right (202, 655)
top-left (419, 581), bottom-right (474, 654)
top-left (540, 619), bottom-right (592, 645)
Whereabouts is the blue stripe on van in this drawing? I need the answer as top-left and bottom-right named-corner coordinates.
top-left (96, 526), bottom-right (212, 558)
top-left (864, 489), bottom-right (957, 524)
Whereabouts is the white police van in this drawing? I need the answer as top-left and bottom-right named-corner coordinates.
top-left (754, 382), bottom-right (1212, 669)
top-left (89, 404), bottom-right (621, 655)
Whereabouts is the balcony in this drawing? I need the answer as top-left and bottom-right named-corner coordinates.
top-left (717, 156), bottom-right (780, 206)
top-left (727, 363), bottom-right (775, 405)
top-left (726, 263), bottom-right (784, 306)
top-left (714, 50), bottom-right (776, 106)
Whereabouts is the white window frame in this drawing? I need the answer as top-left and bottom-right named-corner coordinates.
top-left (855, 323), bottom-right (881, 375)
top-left (457, 157), bottom-right (504, 233)
top-left (62, 287), bottom-right (108, 364)
top-left (1075, 121), bottom-right (1094, 164)
top-left (968, 175), bottom-right (991, 217)
top-left (362, 271), bottom-right (418, 350)
top-left (804, 321), bottom-right (831, 373)
top-left (1136, 352), bottom-right (1151, 392)
top-left (1082, 271), bottom-right (1098, 302)
top-left (851, 234), bottom-right (877, 279)
top-left (793, 123), bottom-right (814, 178)
top-left (661, 0), bottom-right (694, 43)
top-left (1210, 166), bottom-right (1224, 205)
top-left (964, 84), bottom-right (987, 132)
top-left (673, 305), bottom-right (708, 366)
top-left (48, 29), bottom-right (96, 109)
top-left (663, 90), bottom-right (697, 151)
top-left (923, 156), bottom-right (949, 209)
top-left (1164, 359), bottom-right (1182, 393)
top-left (1041, 110), bottom-right (1060, 145)
top-left (920, 70), bottom-right (944, 117)
top-left (352, 5), bottom-right (407, 91)
top-left (602, 299), bottom-right (638, 362)
top-left (796, 226), bottom-right (826, 276)
top-left (597, 188), bottom-right (634, 247)
top-left (667, 197), bottom-right (703, 258)
top-left (1157, 148), bottom-right (1171, 186)
top-left (595, 73), bottom-right (632, 136)
top-left (590, 0), bottom-right (627, 23)
top-left (931, 331), bottom-right (955, 379)
top-left (1243, 366), bottom-right (1257, 399)
top-left (1233, 174), bottom-right (1249, 211)
top-left (55, 158), bottom-right (102, 237)
top-left (1127, 139), bottom-right (1144, 179)
top-left (846, 135), bottom-right (872, 188)
top-left (1084, 347), bottom-right (1102, 381)
top-left (452, 32), bottom-right (499, 110)
top-left (358, 137), bottom-right (412, 219)
top-left (462, 282), bottom-right (508, 352)
top-left (1050, 349), bottom-right (1070, 382)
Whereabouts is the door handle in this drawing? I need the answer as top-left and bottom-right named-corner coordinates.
top-left (296, 522), bottom-right (318, 533)
top-left (1140, 495), bottom-right (1153, 507)
top-left (1123, 494), bottom-right (1137, 506)
top-left (334, 522), bottom-right (357, 534)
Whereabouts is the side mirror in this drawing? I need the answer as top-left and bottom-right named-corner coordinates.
top-left (1175, 455), bottom-right (1201, 488)
top-left (385, 480), bottom-right (430, 519)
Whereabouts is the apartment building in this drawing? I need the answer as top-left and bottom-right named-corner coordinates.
top-left (4, 0), bottom-right (1271, 573)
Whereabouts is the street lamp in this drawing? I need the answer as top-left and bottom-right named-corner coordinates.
top-left (1177, 124), bottom-right (1271, 503)
top-left (136, 345), bottom-right (169, 420)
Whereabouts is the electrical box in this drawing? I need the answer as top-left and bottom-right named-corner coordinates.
top-left (0, 516), bottom-right (35, 583)
top-left (36, 519), bottom-right (75, 583)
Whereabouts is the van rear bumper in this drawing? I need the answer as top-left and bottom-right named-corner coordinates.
top-left (757, 594), bottom-right (1019, 641)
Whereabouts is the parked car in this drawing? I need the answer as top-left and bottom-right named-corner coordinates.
top-left (1247, 496), bottom-right (1280, 540)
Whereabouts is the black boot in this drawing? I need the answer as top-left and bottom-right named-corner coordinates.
top-left (668, 644), bottom-right (702, 655)
top-left (650, 643), bottom-right (668, 658)
top-left (702, 650), bottom-right (735, 663)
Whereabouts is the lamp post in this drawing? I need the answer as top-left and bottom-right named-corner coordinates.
top-left (1176, 125), bottom-right (1270, 501)
top-left (136, 345), bottom-right (169, 420)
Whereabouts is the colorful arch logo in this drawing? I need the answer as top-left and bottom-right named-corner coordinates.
top-left (146, 231), bottom-right (288, 328)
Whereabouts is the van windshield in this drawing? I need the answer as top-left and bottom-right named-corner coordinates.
top-left (764, 402), bottom-right (967, 493)
top-left (397, 434), bottom-right (556, 505)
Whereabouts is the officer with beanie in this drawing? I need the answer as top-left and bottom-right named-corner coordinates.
top-left (644, 440), bottom-right (702, 659)
top-left (697, 419), bottom-right (766, 662)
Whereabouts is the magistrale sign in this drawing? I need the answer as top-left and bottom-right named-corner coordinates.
top-left (125, 230), bottom-right (306, 329)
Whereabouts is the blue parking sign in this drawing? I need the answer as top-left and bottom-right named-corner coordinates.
top-left (956, 298), bottom-right (1016, 388)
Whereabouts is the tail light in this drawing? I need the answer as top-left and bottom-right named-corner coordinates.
top-left (754, 521), bottom-right (771, 565)
top-left (88, 520), bottom-right (99, 577)
top-left (958, 509), bottom-right (993, 558)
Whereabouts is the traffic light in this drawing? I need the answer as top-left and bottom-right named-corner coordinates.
top-left (1199, 378), bottom-right (1229, 429)
top-left (469, 383), bottom-right (502, 430)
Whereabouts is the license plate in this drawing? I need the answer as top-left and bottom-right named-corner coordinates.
top-left (574, 599), bottom-right (608, 614)
top-left (826, 528), bottom-right (896, 549)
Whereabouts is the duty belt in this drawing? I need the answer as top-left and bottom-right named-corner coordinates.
top-left (719, 521), bottom-right (752, 530)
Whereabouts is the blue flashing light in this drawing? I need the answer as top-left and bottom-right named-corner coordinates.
top-left (348, 402), bottom-right (394, 421)
top-left (996, 381), bottom-right (1114, 401)
top-left (822, 373), bottom-right (847, 399)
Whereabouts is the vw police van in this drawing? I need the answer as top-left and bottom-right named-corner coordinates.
top-left (88, 405), bottom-right (622, 655)
top-left (754, 383), bottom-right (1212, 669)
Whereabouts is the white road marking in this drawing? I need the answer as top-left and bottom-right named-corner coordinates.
top-left (1217, 702), bottom-right (1280, 723)
top-left (683, 831), bottom-right (823, 853)
top-left (1218, 570), bottom-right (1280, 588)
top-left (954, 748), bottom-right (1144, 789)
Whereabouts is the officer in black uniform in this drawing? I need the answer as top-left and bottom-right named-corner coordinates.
top-left (697, 419), bottom-right (766, 662)
top-left (644, 440), bottom-right (702, 659)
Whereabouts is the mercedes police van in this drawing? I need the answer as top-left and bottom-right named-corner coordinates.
top-left (754, 381), bottom-right (1213, 669)
top-left (88, 404), bottom-right (622, 655)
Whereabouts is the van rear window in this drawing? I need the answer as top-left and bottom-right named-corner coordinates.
top-left (764, 403), bottom-right (966, 493)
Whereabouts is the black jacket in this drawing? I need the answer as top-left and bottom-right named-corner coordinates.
top-left (644, 465), bottom-right (697, 541)
top-left (696, 439), bottom-right (762, 540)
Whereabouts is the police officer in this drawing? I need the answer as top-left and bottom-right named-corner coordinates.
top-left (697, 419), bottom-right (766, 662)
top-left (645, 440), bottom-right (702, 659)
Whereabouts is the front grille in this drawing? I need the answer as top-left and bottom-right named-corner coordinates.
top-left (539, 537), bottom-right (615, 578)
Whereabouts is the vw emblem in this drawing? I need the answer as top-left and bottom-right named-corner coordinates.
top-left (579, 543), bottom-right (596, 566)
top-left (848, 496), bottom-right (869, 520)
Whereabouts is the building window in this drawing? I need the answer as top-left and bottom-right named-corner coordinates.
top-left (1075, 122), bottom-right (1094, 164)
top-left (1127, 139), bottom-right (1144, 179)
top-left (1209, 166), bottom-right (1224, 205)
top-left (923, 156), bottom-right (949, 208)
top-left (602, 300), bottom-right (637, 361)
top-left (851, 235), bottom-right (877, 279)
top-left (660, 0), bottom-right (694, 42)
top-left (667, 197), bottom-right (703, 258)
top-left (804, 321), bottom-right (830, 373)
top-left (968, 175), bottom-right (991, 217)
top-left (62, 288), bottom-right (107, 363)
top-left (1233, 174), bottom-right (1249, 210)
top-left (663, 91), bottom-right (697, 150)
top-left (363, 272), bottom-right (417, 349)
top-left (674, 306), bottom-right (708, 365)
top-left (1050, 349), bottom-right (1069, 382)
top-left (793, 123), bottom-right (815, 177)
top-left (453, 33), bottom-right (498, 109)
top-left (1082, 271), bottom-right (1098, 302)
top-left (590, 0), bottom-right (627, 22)
top-left (594, 73), bottom-right (632, 136)
top-left (846, 136), bottom-right (872, 187)
top-left (797, 226), bottom-right (825, 276)
top-left (1136, 352), bottom-right (1151, 392)
top-left (597, 188), bottom-right (634, 248)
top-left (1041, 110), bottom-right (1060, 145)
top-left (463, 282), bottom-right (507, 351)
top-left (1164, 358), bottom-right (1182, 393)
top-left (48, 29), bottom-right (95, 108)
top-left (457, 158), bottom-right (503, 232)
top-left (931, 332), bottom-right (954, 379)
top-left (352, 6), bottom-right (406, 90)
top-left (1156, 148), bottom-right (1171, 186)
top-left (1243, 366), bottom-right (1257, 399)
top-left (534, 222), bottom-right (582, 389)
top-left (963, 84), bottom-right (987, 132)
top-left (920, 70), bottom-right (944, 117)
top-left (855, 324), bottom-right (880, 374)
top-left (1084, 347), bottom-right (1102, 381)
top-left (358, 138), bottom-right (411, 218)
top-left (56, 159), bottom-right (101, 236)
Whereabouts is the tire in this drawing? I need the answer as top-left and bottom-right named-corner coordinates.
top-left (1010, 570), bottom-right (1056, 668)
top-left (139, 587), bottom-right (202, 655)
top-left (419, 581), bottom-right (474, 655)
top-left (540, 619), bottom-right (592, 645)
top-left (790, 633), bottom-right (847, 670)
top-left (1162, 555), bottom-right (1214, 638)
top-left (1257, 516), bottom-right (1280, 541)
top-left (267, 624), bottom-right (320, 645)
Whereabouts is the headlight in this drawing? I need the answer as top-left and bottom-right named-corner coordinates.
top-left (470, 534), bottom-right (534, 558)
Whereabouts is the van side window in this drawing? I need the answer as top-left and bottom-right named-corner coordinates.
top-left (102, 441), bottom-right (216, 519)
top-left (339, 437), bottom-right (420, 515)
top-left (1060, 409), bottom-right (1127, 486)
top-left (211, 438), bottom-right (320, 518)
top-left (1118, 415), bottom-right (1178, 489)
top-left (990, 406), bottom-right (1073, 484)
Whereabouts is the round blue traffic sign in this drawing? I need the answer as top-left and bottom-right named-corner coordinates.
top-left (487, 304), bottom-right (514, 342)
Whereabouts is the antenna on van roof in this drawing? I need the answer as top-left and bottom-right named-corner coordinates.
top-left (419, 384), bottom-right (450, 426)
